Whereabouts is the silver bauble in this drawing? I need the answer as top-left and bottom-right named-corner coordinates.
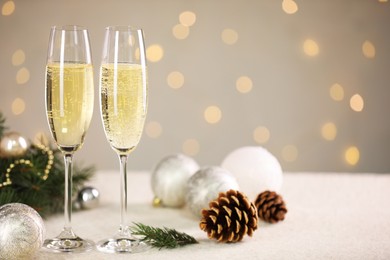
top-left (0, 203), bottom-right (45, 260)
top-left (151, 154), bottom-right (199, 207)
top-left (78, 186), bottom-right (100, 209)
top-left (0, 132), bottom-right (29, 157)
top-left (185, 166), bottom-right (240, 217)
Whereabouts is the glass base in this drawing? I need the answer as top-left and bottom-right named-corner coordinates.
top-left (43, 228), bottom-right (94, 253)
top-left (96, 228), bottom-right (149, 253)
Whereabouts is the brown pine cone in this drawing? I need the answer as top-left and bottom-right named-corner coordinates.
top-left (254, 190), bottom-right (287, 223)
top-left (199, 190), bottom-right (258, 243)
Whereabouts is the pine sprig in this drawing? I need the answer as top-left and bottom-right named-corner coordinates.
top-left (130, 222), bottom-right (198, 249)
top-left (0, 111), bottom-right (7, 138)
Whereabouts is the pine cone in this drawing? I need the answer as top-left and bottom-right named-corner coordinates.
top-left (199, 190), bottom-right (258, 243)
top-left (254, 191), bottom-right (287, 223)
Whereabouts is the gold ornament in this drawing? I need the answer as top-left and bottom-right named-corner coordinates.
top-left (152, 196), bottom-right (163, 207)
top-left (0, 132), bottom-right (29, 158)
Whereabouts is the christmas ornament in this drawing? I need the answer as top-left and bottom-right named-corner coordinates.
top-left (33, 142), bottom-right (54, 180)
top-left (0, 159), bottom-right (33, 188)
top-left (0, 131), bottom-right (29, 157)
top-left (0, 144), bottom-right (54, 188)
top-left (254, 190), bottom-right (287, 223)
top-left (199, 189), bottom-right (258, 243)
top-left (151, 154), bottom-right (199, 207)
top-left (221, 146), bottom-right (283, 201)
top-left (185, 166), bottom-right (239, 217)
top-left (0, 203), bottom-right (45, 259)
top-left (78, 186), bottom-right (100, 209)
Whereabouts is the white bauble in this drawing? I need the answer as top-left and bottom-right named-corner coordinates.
top-left (0, 203), bottom-right (45, 260)
top-left (186, 166), bottom-right (240, 217)
top-left (221, 146), bottom-right (283, 201)
top-left (151, 154), bottom-right (199, 207)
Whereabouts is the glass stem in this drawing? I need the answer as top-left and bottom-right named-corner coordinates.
top-left (64, 153), bottom-right (73, 230)
top-left (119, 154), bottom-right (129, 232)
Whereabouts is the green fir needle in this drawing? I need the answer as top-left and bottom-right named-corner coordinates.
top-left (130, 222), bottom-right (198, 249)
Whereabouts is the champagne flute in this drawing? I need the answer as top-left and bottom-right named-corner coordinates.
top-left (44, 25), bottom-right (94, 252)
top-left (97, 26), bottom-right (148, 253)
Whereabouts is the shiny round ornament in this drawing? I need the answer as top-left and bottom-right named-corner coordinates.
top-left (151, 154), bottom-right (199, 207)
top-left (185, 166), bottom-right (240, 217)
top-left (221, 146), bottom-right (283, 201)
top-left (0, 131), bottom-right (29, 157)
top-left (0, 203), bottom-right (45, 260)
top-left (78, 186), bottom-right (100, 209)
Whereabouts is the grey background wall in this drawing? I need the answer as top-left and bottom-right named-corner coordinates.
top-left (1, 0), bottom-right (389, 172)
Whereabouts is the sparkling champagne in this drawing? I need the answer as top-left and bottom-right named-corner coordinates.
top-left (100, 63), bottom-right (147, 154)
top-left (46, 63), bottom-right (94, 153)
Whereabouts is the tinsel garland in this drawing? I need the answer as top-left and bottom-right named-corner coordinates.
top-left (0, 112), bottom-right (94, 217)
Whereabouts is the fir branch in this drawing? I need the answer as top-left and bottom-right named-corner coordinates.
top-left (130, 222), bottom-right (198, 249)
top-left (0, 111), bottom-right (7, 138)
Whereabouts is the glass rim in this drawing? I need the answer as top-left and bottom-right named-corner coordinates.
top-left (51, 25), bottom-right (88, 31)
top-left (105, 25), bottom-right (143, 32)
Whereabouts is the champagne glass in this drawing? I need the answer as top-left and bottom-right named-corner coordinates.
top-left (44, 25), bottom-right (94, 252)
top-left (97, 26), bottom-right (148, 253)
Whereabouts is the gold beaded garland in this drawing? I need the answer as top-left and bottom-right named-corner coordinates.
top-left (0, 144), bottom-right (53, 188)
top-left (34, 143), bottom-right (54, 180)
top-left (0, 159), bottom-right (32, 188)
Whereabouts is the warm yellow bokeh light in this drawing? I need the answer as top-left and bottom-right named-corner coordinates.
top-left (330, 83), bottom-right (344, 101)
top-left (167, 71), bottom-right (184, 89)
top-left (378, 0), bottom-right (388, 2)
top-left (321, 122), bottom-right (337, 141)
top-left (345, 146), bottom-right (360, 166)
top-left (221, 29), bottom-right (238, 45)
top-left (362, 40), bottom-right (376, 59)
top-left (303, 39), bottom-right (319, 57)
top-left (350, 94), bottom-right (364, 112)
top-left (204, 105), bottom-right (222, 124)
top-left (146, 44), bottom-right (164, 62)
top-left (282, 0), bottom-right (298, 14)
top-left (16, 67), bottom-right (30, 84)
top-left (12, 98), bottom-right (25, 115)
top-left (2, 1), bottom-right (15, 16)
top-left (172, 24), bottom-right (190, 40)
top-left (253, 126), bottom-right (270, 144)
top-left (182, 138), bottom-right (200, 156)
top-left (12, 49), bottom-right (25, 66)
top-left (282, 145), bottom-right (298, 162)
top-left (236, 76), bottom-right (253, 93)
top-left (179, 11), bottom-right (196, 26)
top-left (145, 121), bottom-right (163, 138)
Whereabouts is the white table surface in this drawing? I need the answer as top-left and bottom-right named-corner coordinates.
top-left (36, 171), bottom-right (390, 260)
